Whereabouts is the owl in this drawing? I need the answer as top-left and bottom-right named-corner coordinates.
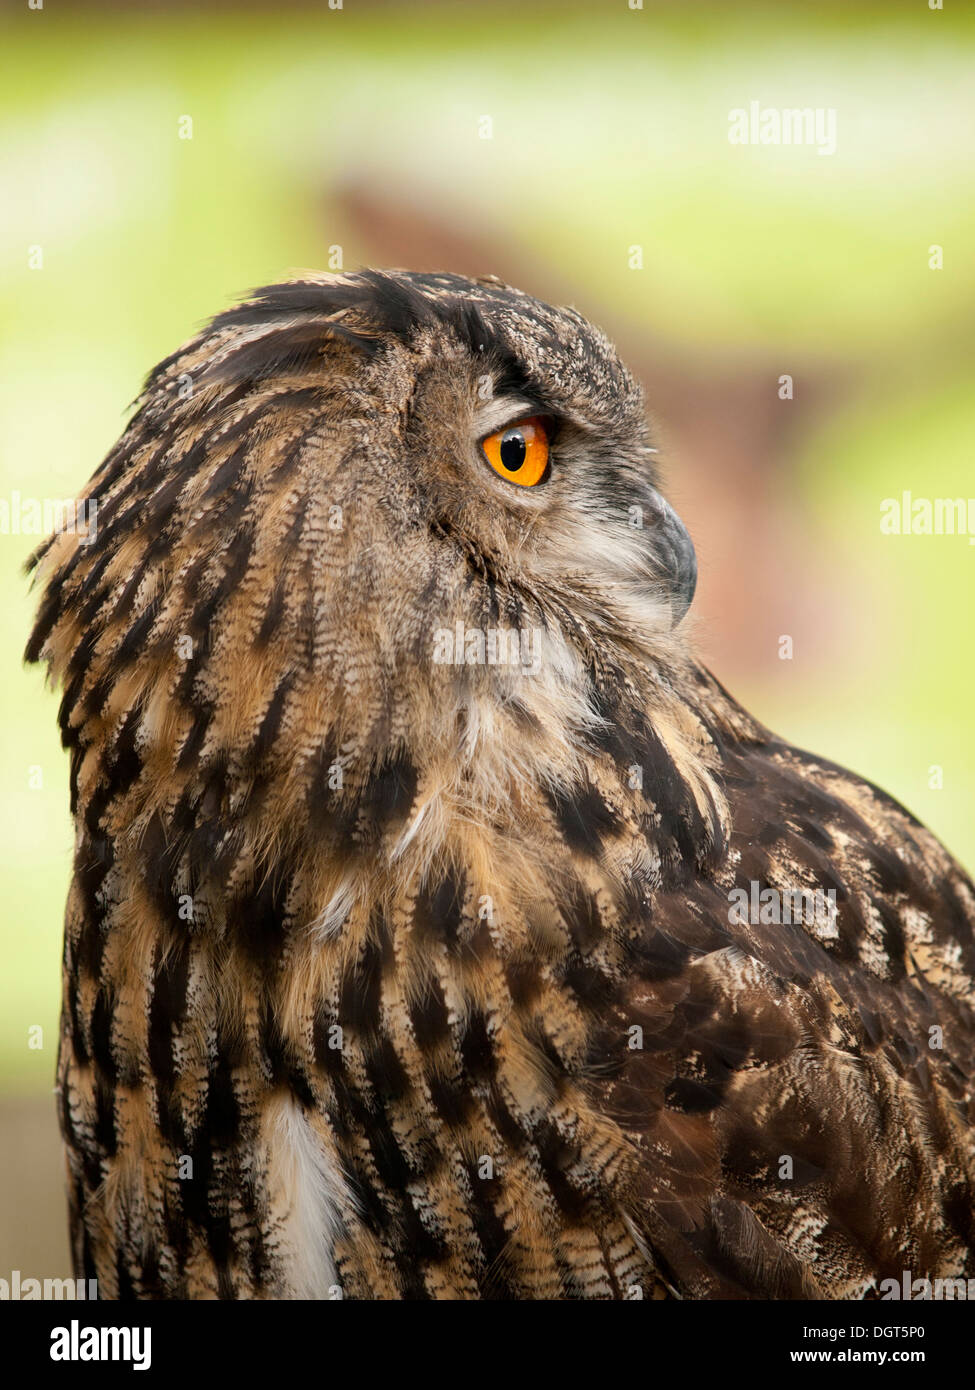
top-left (25, 270), bottom-right (975, 1300)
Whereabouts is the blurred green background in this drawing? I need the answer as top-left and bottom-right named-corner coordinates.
top-left (1, 0), bottom-right (973, 1273)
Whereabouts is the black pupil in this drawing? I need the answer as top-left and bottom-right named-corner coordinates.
top-left (499, 429), bottom-right (526, 471)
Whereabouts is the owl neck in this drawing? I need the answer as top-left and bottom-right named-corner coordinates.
top-left (291, 647), bottom-right (733, 972)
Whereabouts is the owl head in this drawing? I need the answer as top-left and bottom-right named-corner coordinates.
top-left (27, 270), bottom-right (716, 882)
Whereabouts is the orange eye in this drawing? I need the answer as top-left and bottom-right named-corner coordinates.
top-left (480, 415), bottom-right (550, 488)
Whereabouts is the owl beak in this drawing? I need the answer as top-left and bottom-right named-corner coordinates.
top-left (646, 489), bottom-right (697, 627)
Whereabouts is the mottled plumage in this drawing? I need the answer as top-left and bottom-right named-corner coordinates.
top-left (25, 270), bottom-right (975, 1299)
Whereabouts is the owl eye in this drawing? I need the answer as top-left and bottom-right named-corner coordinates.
top-left (480, 415), bottom-right (550, 488)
